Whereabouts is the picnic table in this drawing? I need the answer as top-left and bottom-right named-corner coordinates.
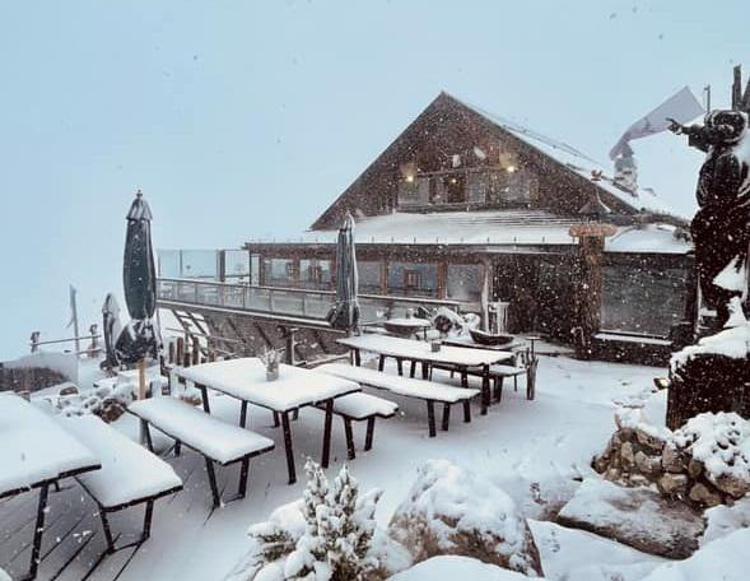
top-left (173, 358), bottom-right (360, 484)
top-left (336, 334), bottom-right (515, 414)
top-left (0, 394), bottom-right (100, 580)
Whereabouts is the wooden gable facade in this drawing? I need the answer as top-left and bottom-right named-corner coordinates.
top-left (313, 92), bottom-right (650, 230)
top-left (242, 92), bottom-right (693, 361)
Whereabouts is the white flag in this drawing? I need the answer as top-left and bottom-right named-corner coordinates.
top-left (609, 86), bottom-right (704, 160)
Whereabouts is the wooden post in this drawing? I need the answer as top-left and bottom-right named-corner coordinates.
top-left (138, 358), bottom-right (147, 400)
top-left (480, 259), bottom-right (491, 331)
top-left (569, 223), bottom-right (616, 358)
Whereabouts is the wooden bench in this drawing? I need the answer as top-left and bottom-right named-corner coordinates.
top-left (128, 397), bottom-right (275, 508)
top-left (62, 416), bottom-right (183, 554)
top-left (316, 363), bottom-right (479, 437)
top-left (317, 392), bottom-right (398, 460)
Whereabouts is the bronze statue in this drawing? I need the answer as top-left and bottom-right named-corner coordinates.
top-left (669, 110), bottom-right (750, 328)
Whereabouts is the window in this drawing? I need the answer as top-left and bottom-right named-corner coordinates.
top-left (263, 258), bottom-right (295, 286)
top-left (601, 265), bottom-right (688, 336)
top-left (300, 259), bottom-right (332, 289)
top-left (398, 176), bottom-right (430, 206)
top-left (404, 269), bottom-right (422, 290)
top-left (447, 264), bottom-right (483, 302)
top-left (358, 261), bottom-right (382, 294)
top-left (388, 262), bottom-right (438, 297)
top-left (443, 172), bottom-right (466, 203)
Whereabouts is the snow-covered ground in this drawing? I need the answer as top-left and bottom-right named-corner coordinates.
top-left (0, 353), bottom-right (709, 580)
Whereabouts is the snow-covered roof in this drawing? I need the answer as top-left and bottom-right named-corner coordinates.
top-left (455, 95), bottom-right (680, 218)
top-left (286, 210), bottom-right (691, 253)
top-left (295, 210), bottom-right (582, 247)
top-left (604, 224), bottom-right (691, 254)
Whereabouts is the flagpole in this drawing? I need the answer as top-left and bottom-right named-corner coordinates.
top-left (69, 285), bottom-right (80, 354)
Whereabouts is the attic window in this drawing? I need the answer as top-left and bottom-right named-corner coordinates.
top-left (442, 172), bottom-right (466, 203)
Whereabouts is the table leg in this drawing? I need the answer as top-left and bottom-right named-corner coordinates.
top-left (353, 348), bottom-right (361, 367)
top-left (378, 355), bottom-right (385, 372)
top-left (27, 483), bottom-right (50, 579)
top-left (410, 361), bottom-right (416, 378)
top-left (396, 358), bottom-right (403, 376)
top-left (281, 412), bottom-right (296, 485)
top-left (421, 361), bottom-right (429, 380)
top-left (198, 384), bottom-right (211, 413)
top-left (364, 417), bottom-right (375, 451)
top-left (239, 401), bottom-right (248, 428)
top-left (426, 401), bottom-right (436, 438)
top-left (322, 399), bottom-right (334, 468)
top-left (481, 365), bottom-right (490, 415)
top-left (238, 457), bottom-right (250, 498)
top-left (343, 418), bottom-right (355, 460)
top-left (442, 404), bottom-right (451, 431)
top-left (463, 400), bottom-right (471, 423)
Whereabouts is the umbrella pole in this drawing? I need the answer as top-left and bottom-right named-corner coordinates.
top-left (138, 358), bottom-right (147, 444)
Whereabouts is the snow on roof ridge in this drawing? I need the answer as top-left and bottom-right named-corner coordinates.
top-left (446, 93), bottom-right (601, 165)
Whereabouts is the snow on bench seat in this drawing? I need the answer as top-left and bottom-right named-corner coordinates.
top-left (128, 397), bottom-right (275, 465)
top-left (316, 364), bottom-right (479, 402)
top-left (329, 392), bottom-right (398, 420)
top-left (62, 415), bottom-right (182, 509)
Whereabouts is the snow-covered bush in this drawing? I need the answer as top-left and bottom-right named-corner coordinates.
top-left (229, 460), bottom-right (401, 581)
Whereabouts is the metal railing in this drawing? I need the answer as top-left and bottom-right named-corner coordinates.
top-left (156, 277), bottom-right (463, 322)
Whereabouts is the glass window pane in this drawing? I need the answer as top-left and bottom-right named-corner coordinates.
top-left (447, 264), bottom-right (482, 302)
top-left (358, 261), bottom-right (381, 294)
top-left (388, 262), bottom-right (438, 297)
top-left (601, 265), bottom-right (687, 336)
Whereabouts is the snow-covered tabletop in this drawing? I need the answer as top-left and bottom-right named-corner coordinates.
top-left (0, 393), bottom-right (99, 497)
top-left (174, 358), bottom-right (360, 412)
top-left (337, 334), bottom-right (515, 367)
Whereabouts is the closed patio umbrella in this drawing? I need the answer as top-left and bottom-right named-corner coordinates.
top-left (116, 190), bottom-right (159, 364)
top-left (327, 214), bottom-right (360, 332)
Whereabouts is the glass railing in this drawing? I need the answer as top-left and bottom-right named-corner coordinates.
top-left (156, 278), bottom-right (463, 322)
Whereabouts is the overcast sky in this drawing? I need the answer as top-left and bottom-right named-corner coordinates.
top-left (0, 0), bottom-right (746, 359)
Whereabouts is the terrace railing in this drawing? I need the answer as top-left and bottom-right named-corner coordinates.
top-left (156, 277), bottom-right (462, 324)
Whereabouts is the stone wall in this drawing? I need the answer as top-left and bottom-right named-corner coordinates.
top-left (593, 409), bottom-right (750, 510)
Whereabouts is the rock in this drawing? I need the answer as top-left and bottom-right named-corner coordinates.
top-left (661, 444), bottom-right (686, 474)
top-left (657, 473), bottom-right (688, 496)
top-left (387, 460), bottom-right (543, 577)
top-left (688, 458), bottom-right (704, 479)
top-left (620, 442), bottom-right (635, 466)
top-left (689, 483), bottom-right (723, 508)
top-left (714, 473), bottom-right (750, 499)
top-left (634, 451), bottom-right (661, 476)
top-left (58, 384), bottom-right (79, 397)
top-left (635, 427), bottom-right (666, 453)
top-left (557, 478), bottom-right (705, 559)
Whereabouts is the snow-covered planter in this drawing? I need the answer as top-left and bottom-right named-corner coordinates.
top-left (226, 460), bottom-right (409, 581)
top-left (387, 460), bottom-right (543, 577)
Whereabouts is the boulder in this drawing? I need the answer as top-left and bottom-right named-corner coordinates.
top-left (688, 483), bottom-right (723, 508)
top-left (557, 478), bottom-right (705, 559)
top-left (661, 444), bottom-right (685, 474)
top-left (657, 473), bottom-right (688, 497)
top-left (388, 460), bottom-right (543, 577)
top-left (714, 473), bottom-right (750, 499)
